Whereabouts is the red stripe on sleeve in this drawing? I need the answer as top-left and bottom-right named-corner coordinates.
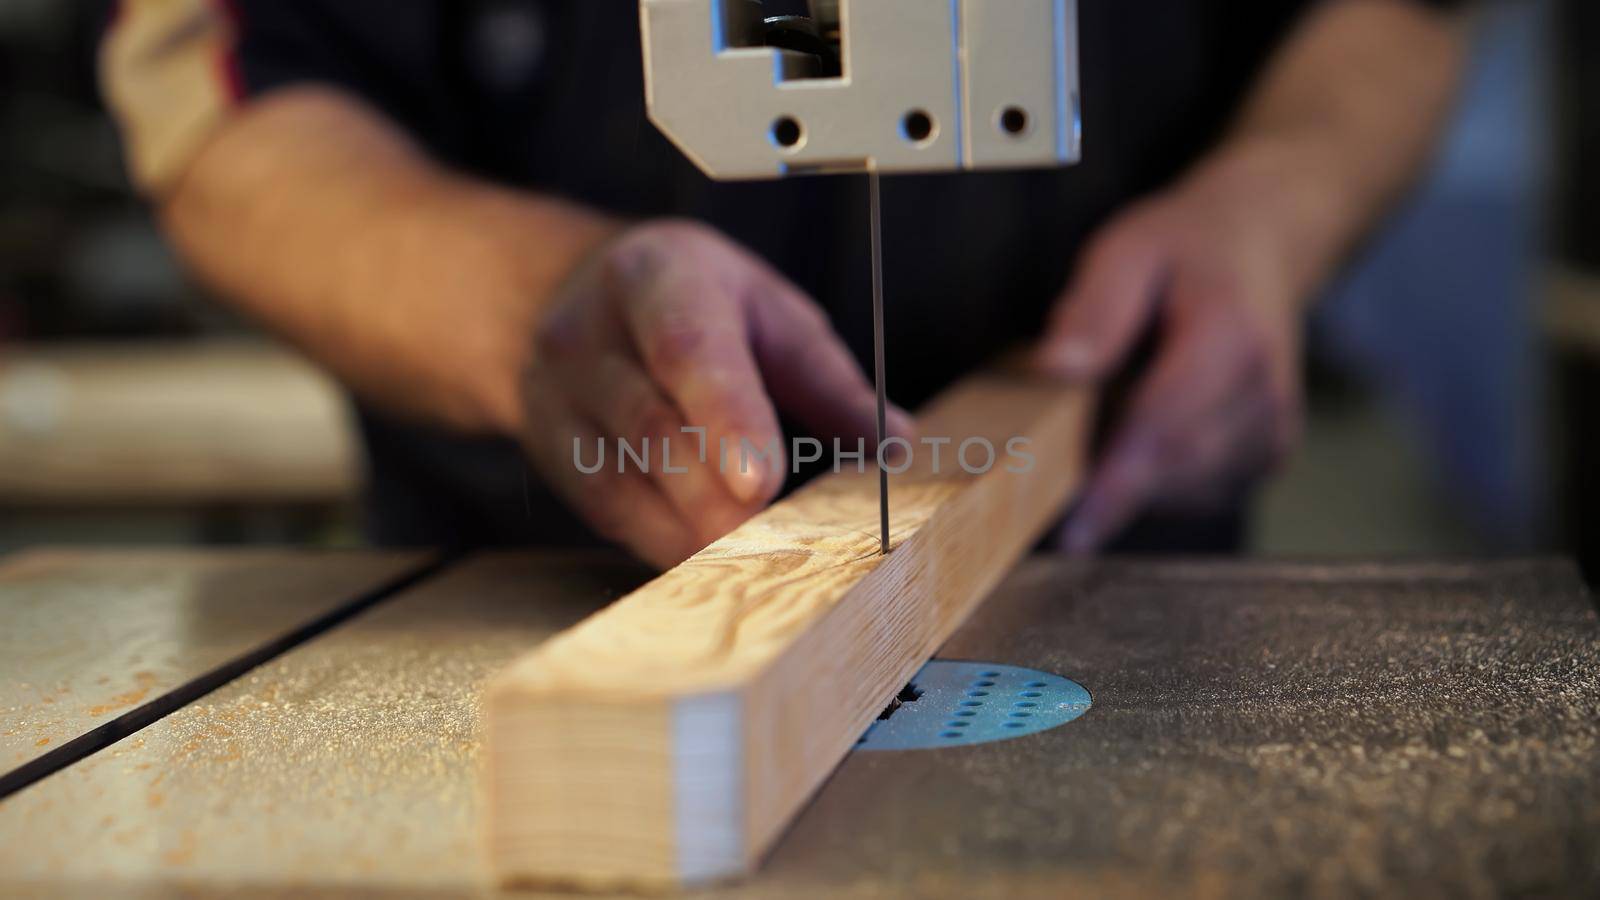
top-left (209, 0), bottom-right (248, 104)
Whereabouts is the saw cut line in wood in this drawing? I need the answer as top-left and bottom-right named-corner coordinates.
top-left (483, 368), bottom-right (1095, 891)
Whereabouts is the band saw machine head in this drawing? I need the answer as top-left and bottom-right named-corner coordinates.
top-left (640, 0), bottom-right (1083, 180)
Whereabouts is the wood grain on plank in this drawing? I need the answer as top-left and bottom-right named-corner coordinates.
top-left (0, 549), bottom-right (418, 774)
top-left (484, 370), bottom-right (1094, 890)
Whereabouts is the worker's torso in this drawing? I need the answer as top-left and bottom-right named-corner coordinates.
top-left (268, 0), bottom-right (1310, 547)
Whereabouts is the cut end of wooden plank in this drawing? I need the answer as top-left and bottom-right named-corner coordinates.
top-left (484, 688), bottom-right (748, 892)
top-left (483, 371), bottom-right (1093, 890)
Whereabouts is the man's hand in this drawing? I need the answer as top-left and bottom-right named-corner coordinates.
top-left (1033, 0), bottom-right (1466, 552)
top-left (155, 91), bottom-right (910, 568)
top-left (521, 219), bottom-right (914, 568)
top-left (1034, 153), bottom-right (1306, 553)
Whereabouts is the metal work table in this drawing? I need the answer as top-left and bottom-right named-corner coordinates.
top-left (0, 550), bottom-right (418, 775)
top-left (1, 551), bottom-right (1597, 897)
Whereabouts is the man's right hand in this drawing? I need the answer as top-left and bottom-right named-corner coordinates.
top-left (520, 219), bottom-right (914, 569)
top-left (147, 89), bottom-right (907, 568)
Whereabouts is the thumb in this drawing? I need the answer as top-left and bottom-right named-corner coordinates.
top-left (1034, 214), bottom-right (1171, 381)
top-left (747, 281), bottom-right (916, 447)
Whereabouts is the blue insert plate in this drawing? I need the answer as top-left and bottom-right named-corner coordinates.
top-left (854, 660), bottom-right (1092, 751)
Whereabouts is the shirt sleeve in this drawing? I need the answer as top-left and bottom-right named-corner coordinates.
top-left (98, 0), bottom-right (442, 195)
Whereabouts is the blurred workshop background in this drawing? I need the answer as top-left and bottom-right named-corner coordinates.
top-left (0, 1), bottom-right (1595, 574)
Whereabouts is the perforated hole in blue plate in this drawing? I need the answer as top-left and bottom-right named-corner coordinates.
top-left (854, 661), bottom-right (1093, 752)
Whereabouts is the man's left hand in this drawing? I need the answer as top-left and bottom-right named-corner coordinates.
top-left (1033, 151), bottom-right (1310, 553)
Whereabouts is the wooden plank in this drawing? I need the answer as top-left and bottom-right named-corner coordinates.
top-left (0, 553), bottom-right (650, 894)
top-left (484, 370), bottom-right (1094, 890)
top-left (1547, 263), bottom-right (1600, 357)
top-left (0, 549), bottom-right (418, 776)
top-left (0, 341), bottom-right (357, 505)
